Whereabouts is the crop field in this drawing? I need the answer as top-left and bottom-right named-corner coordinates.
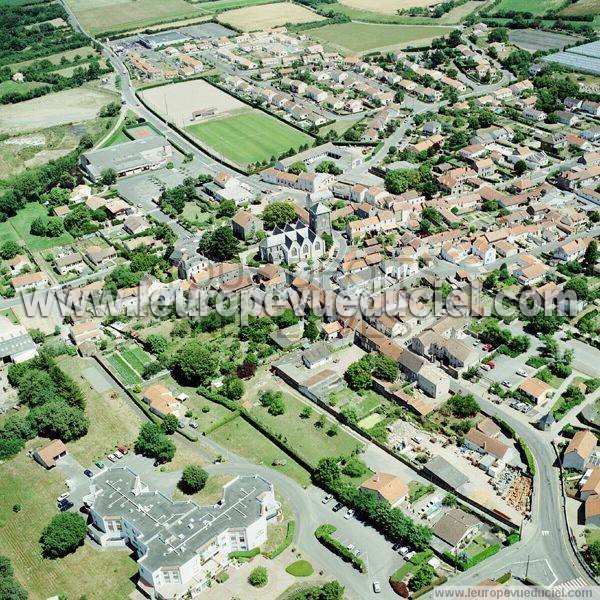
top-left (339, 0), bottom-right (444, 15)
top-left (107, 352), bottom-right (141, 386)
top-left (121, 345), bottom-right (153, 375)
top-left (508, 28), bottom-right (581, 52)
top-left (65, 0), bottom-right (206, 35)
top-left (307, 22), bottom-right (454, 53)
top-left (0, 449), bottom-right (138, 600)
top-left (196, 0), bottom-right (275, 9)
top-left (561, 0), bottom-right (600, 16)
top-left (140, 79), bottom-right (244, 127)
top-left (9, 45), bottom-right (99, 71)
top-left (218, 2), bottom-right (323, 30)
top-left (186, 108), bottom-right (312, 167)
top-left (0, 80), bottom-right (47, 97)
top-left (0, 84), bottom-right (117, 135)
top-left (0, 203), bottom-right (74, 251)
top-left (493, 0), bottom-right (564, 16)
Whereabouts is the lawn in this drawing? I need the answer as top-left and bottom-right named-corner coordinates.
top-left (285, 559), bottom-right (314, 577)
top-left (173, 474), bottom-right (234, 505)
top-left (0, 80), bottom-right (47, 97)
top-left (107, 352), bottom-right (141, 386)
top-left (493, 0), bottom-right (564, 15)
top-left (56, 356), bottom-right (143, 466)
top-left (561, 0), bottom-right (600, 17)
top-left (306, 22), bottom-right (454, 53)
top-left (330, 387), bottom-right (386, 420)
top-left (0, 202), bottom-right (73, 251)
top-left (101, 127), bottom-right (131, 148)
top-left (186, 108), bottom-right (312, 167)
top-left (0, 449), bottom-right (138, 600)
top-left (66, 0), bottom-right (208, 34)
top-left (208, 416), bottom-right (311, 486)
top-left (248, 393), bottom-right (361, 467)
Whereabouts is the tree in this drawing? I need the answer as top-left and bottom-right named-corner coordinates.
top-left (527, 312), bottom-right (562, 335)
top-left (320, 581), bottom-right (345, 600)
top-left (313, 457), bottom-right (341, 489)
top-left (223, 375), bottom-right (244, 400)
top-left (588, 540), bottom-right (600, 574)
top-left (216, 199), bottom-right (236, 218)
top-left (445, 393), bottom-right (479, 418)
top-left (40, 513), bottom-right (87, 558)
top-left (248, 566), bottom-right (268, 587)
top-left (371, 354), bottom-right (398, 382)
top-left (584, 240), bottom-right (598, 271)
top-left (0, 555), bottom-right (27, 600)
top-left (161, 414), bottom-right (179, 435)
top-left (345, 360), bottom-right (372, 391)
top-left (18, 370), bottom-right (58, 407)
top-left (198, 226), bottom-right (240, 261)
top-left (180, 465), bottom-right (208, 494)
top-left (134, 423), bottom-right (175, 463)
top-left (100, 168), bottom-right (117, 185)
top-left (172, 341), bottom-right (218, 385)
top-left (260, 390), bottom-right (286, 415)
top-left (300, 406), bottom-right (312, 419)
top-left (28, 401), bottom-right (88, 441)
top-left (342, 457), bottom-right (367, 478)
top-left (514, 160), bottom-right (527, 176)
top-left (442, 493), bottom-right (457, 507)
top-left (564, 276), bottom-right (590, 302)
top-left (261, 201), bottom-right (296, 229)
top-left (0, 240), bottom-right (20, 260)
top-left (288, 161), bottom-right (307, 175)
top-left (304, 319), bottom-right (319, 342)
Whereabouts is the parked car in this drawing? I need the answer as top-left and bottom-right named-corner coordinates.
top-left (405, 551), bottom-right (416, 560)
top-left (178, 420), bottom-right (186, 429)
top-left (392, 542), bottom-right (402, 552)
top-left (189, 421), bottom-right (198, 429)
top-left (347, 543), bottom-right (355, 552)
top-left (322, 494), bottom-right (332, 504)
top-left (117, 447), bottom-right (128, 455)
top-left (113, 450), bottom-right (123, 459)
top-left (516, 369), bottom-right (527, 377)
top-left (344, 508), bottom-right (354, 520)
top-left (481, 364), bottom-right (491, 371)
top-left (57, 492), bottom-right (70, 502)
top-left (107, 454), bottom-right (116, 462)
top-left (59, 500), bottom-right (74, 512)
top-left (332, 502), bottom-right (343, 512)
top-left (373, 581), bottom-right (381, 593)
top-left (399, 546), bottom-right (411, 556)
top-left (502, 380), bottom-right (511, 388)
top-left (95, 460), bottom-right (105, 469)
top-left (486, 361), bottom-right (496, 369)
top-left (84, 469), bottom-right (94, 478)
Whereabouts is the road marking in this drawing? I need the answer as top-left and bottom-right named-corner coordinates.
top-left (553, 578), bottom-right (587, 591)
top-left (542, 530), bottom-right (550, 536)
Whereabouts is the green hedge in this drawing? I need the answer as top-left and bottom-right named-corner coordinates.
top-left (314, 524), bottom-right (367, 573)
top-left (412, 575), bottom-right (448, 599)
top-left (517, 438), bottom-right (536, 476)
top-left (268, 520), bottom-right (296, 559)
top-left (443, 543), bottom-right (501, 571)
top-left (203, 410), bottom-right (240, 435)
top-left (228, 547), bottom-right (260, 560)
top-left (504, 532), bottom-right (520, 546)
top-left (497, 572), bottom-right (511, 584)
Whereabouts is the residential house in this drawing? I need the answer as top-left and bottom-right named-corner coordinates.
top-left (360, 473), bottom-right (408, 507)
top-left (564, 430), bottom-right (597, 472)
top-left (33, 439), bottom-right (67, 469)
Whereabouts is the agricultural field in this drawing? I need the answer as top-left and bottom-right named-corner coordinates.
top-left (307, 22), bottom-right (454, 53)
top-left (0, 449), bottom-right (138, 600)
top-left (65, 0), bottom-right (206, 35)
top-left (338, 0), bottom-right (444, 14)
top-left (0, 80), bottom-right (47, 98)
top-left (247, 393), bottom-right (361, 467)
top-left (208, 416), bottom-right (311, 486)
top-left (0, 84), bottom-right (118, 135)
top-left (493, 0), bottom-right (565, 16)
top-left (218, 2), bottom-right (323, 30)
top-left (186, 108), bottom-right (313, 167)
top-left (0, 202), bottom-right (74, 251)
top-left (195, 0), bottom-right (276, 9)
top-left (507, 28), bottom-right (582, 52)
top-left (140, 79), bottom-right (244, 127)
top-left (561, 0), bottom-right (600, 17)
top-left (9, 45), bottom-right (99, 71)
top-left (106, 352), bottom-right (141, 386)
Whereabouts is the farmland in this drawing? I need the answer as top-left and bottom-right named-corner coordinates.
top-left (339, 0), bottom-right (444, 14)
top-left (196, 0), bottom-right (276, 9)
top-left (307, 21), bottom-right (454, 53)
top-left (218, 2), bottom-right (323, 30)
top-left (0, 449), bottom-right (137, 600)
top-left (493, 0), bottom-right (565, 16)
top-left (186, 108), bottom-right (312, 167)
top-left (107, 352), bottom-right (141, 386)
top-left (65, 0), bottom-right (206, 35)
top-left (561, 0), bottom-right (600, 17)
top-left (0, 84), bottom-right (118, 135)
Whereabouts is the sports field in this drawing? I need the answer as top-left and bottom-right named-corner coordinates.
top-left (307, 22), bottom-right (454, 53)
top-left (493, 0), bottom-right (564, 16)
top-left (186, 109), bottom-right (312, 167)
top-left (218, 2), bottom-right (323, 30)
top-left (65, 0), bottom-right (206, 35)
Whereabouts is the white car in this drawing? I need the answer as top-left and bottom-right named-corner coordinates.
top-left (344, 508), bottom-right (354, 520)
top-left (322, 494), bottom-right (332, 504)
top-left (373, 581), bottom-right (381, 593)
top-left (481, 364), bottom-right (491, 371)
top-left (113, 450), bottom-right (123, 459)
top-left (347, 543), bottom-right (355, 552)
top-left (57, 492), bottom-right (70, 502)
top-left (399, 546), bottom-right (409, 555)
top-left (107, 454), bottom-right (116, 462)
top-left (516, 369), bottom-right (527, 377)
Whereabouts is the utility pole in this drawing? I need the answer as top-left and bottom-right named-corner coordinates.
top-left (525, 553), bottom-right (530, 580)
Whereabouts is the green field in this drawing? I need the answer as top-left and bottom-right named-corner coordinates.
top-left (107, 352), bottom-right (141, 386)
top-left (197, 0), bottom-right (277, 10)
top-left (306, 22), bottom-right (454, 53)
top-left (208, 416), bottom-right (311, 486)
top-left (0, 450), bottom-right (138, 600)
top-left (0, 80), bottom-right (47, 97)
top-left (0, 203), bottom-right (74, 251)
top-left (493, 0), bottom-right (565, 15)
top-left (561, 0), bottom-right (600, 17)
top-left (186, 109), bottom-right (313, 167)
top-left (248, 394), bottom-right (361, 467)
top-left (65, 0), bottom-right (207, 35)
top-left (121, 345), bottom-right (153, 375)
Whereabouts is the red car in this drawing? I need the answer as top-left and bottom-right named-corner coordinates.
top-left (486, 361), bottom-right (496, 369)
top-left (118, 446), bottom-right (129, 455)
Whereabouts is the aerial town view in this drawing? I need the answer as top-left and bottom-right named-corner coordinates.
top-left (1, 0), bottom-right (600, 599)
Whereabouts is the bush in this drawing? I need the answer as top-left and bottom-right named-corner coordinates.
top-left (504, 533), bottom-right (520, 546)
top-left (314, 524), bottom-right (367, 573)
top-left (40, 513), bottom-right (87, 558)
top-left (267, 520), bottom-right (295, 559)
top-left (215, 571), bottom-right (229, 583)
top-left (248, 566), bottom-right (268, 587)
top-left (285, 559), bottom-right (314, 577)
top-left (229, 547), bottom-right (260, 560)
top-left (443, 543), bottom-right (501, 571)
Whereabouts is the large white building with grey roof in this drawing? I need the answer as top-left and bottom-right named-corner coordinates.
top-left (259, 220), bottom-right (325, 264)
top-left (80, 137), bottom-right (173, 182)
top-left (85, 468), bottom-right (279, 599)
top-left (0, 316), bottom-right (37, 364)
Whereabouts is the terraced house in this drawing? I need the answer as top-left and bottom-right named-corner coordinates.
top-left (85, 468), bottom-right (279, 599)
